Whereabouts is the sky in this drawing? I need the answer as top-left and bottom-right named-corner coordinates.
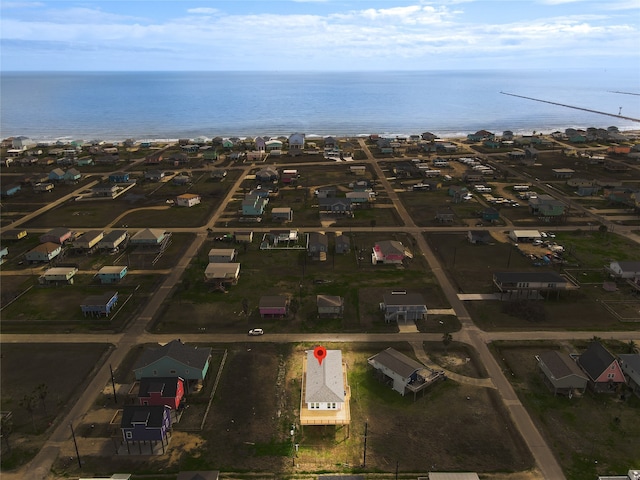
top-left (1, 0), bottom-right (639, 71)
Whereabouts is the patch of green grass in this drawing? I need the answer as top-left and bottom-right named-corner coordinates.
top-left (252, 440), bottom-right (292, 456)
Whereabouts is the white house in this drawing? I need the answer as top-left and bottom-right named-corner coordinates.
top-left (606, 261), bottom-right (640, 279)
top-left (176, 193), bottom-right (201, 207)
top-left (304, 349), bottom-right (345, 411)
top-left (207, 248), bottom-right (237, 263)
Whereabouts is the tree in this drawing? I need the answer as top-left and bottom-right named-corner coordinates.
top-left (626, 340), bottom-right (638, 354)
top-left (19, 394), bottom-right (37, 433)
top-left (442, 332), bottom-right (453, 354)
top-left (36, 384), bottom-right (49, 416)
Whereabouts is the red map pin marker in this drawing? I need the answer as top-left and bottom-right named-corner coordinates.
top-left (313, 346), bottom-right (327, 366)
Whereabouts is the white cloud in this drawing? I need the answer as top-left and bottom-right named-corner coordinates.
top-left (1, 1), bottom-right (43, 8)
top-left (187, 8), bottom-right (219, 15)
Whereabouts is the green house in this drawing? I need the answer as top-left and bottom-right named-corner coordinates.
top-left (133, 339), bottom-right (211, 382)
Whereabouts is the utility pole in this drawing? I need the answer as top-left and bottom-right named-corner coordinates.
top-left (362, 421), bottom-right (368, 468)
top-left (70, 422), bottom-right (82, 469)
top-left (109, 364), bottom-right (117, 404)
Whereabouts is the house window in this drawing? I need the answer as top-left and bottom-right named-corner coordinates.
top-left (153, 370), bottom-right (158, 376)
top-left (331, 403), bottom-right (336, 409)
top-left (611, 365), bottom-right (616, 370)
top-left (169, 369), bottom-right (176, 375)
top-left (125, 431), bottom-right (133, 439)
top-left (608, 373), bottom-right (615, 379)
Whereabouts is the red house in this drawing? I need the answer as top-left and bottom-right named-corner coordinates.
top-left (371, 240), bottom-right (409, 265)
top-left (259, 295), bottom-right (289, 318)
top-left (138, 377), bottom-right (185, 410)
top-left (577, 342), bottom-right (626, 393)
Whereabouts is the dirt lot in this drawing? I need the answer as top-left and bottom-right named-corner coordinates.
top-left (47, 342), bottom-right (534, 477)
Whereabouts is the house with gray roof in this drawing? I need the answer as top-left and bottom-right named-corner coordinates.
top-left (307, 232), bottom-right (328, 260)
top-left (618, 354), bottom-right (640, 398)
top-left (316, 295), bottom-right (344, 318)
top-left (367, 347), bottom-right (425, 396)
top-left (606, 261), bottom-right (640, 280)
top-left (536, 350), bottom-right (588, 396)
top-left (133, 339), bottom-right (212, 385)
top-left (493, 271), bottom-right (578, 299)
top-left (381, 291), bottom-right (428, 323)
top-left (304, 349), bottom-right (345, 410)
top-left (335, 234), bottom-right (350, 254)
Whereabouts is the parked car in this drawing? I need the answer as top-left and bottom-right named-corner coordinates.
top-left (248, 328), bottom-right (264, 336)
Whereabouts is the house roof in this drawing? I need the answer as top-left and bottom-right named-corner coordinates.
top-left (383, 292), bottom-right (426, 307)
top-left (177, 193), bottom-right (200, 200)
top-left (121, 405), bottom-right (169, 428)
top-left (43, 267), bottom-right (77, 276)
top-left (208, 248), bottom-right (235, 257)
top-left (259, 295), bottom-right (288, 308)
top-left (44, 227), bottom-right (72, 238)
top-left (468, 230), bottom-right (493, 243)
top-left (618, 354), bottom-right (640, 381)
top-left (316, 295), bottom-right (344, 309)
top-left (369, 347), bottom-right (423, 378)
top-left (308, 232), bottom-right (328, 247)
top-left (98, 266), bottom-right (127, 275)
top-left (76, 230), bottom-right (103, 243)
top-left (101, 230), bottom-right (127, 243)
top-left (131, 228), bottom-right (165, 241)
top-left (133, 339), bottom-right (211, 372)
top-left (335, 234), bottom-right (350, 247)
top-left (375, 240), bottom-right (406, 256)
top-left (538, 351), bottom-right (587, 381)
top-left (494, 271), bottom-right (568, 284)
top-left (204, 263), bottom-right (240, 279)
top-left (613, 261), bottom-right (640, 273)
top-left (30, 242), bottom-right (61, 254)
top-left (305, 349), bottom-right (344, 404)
top-left (81, 291), bottom-right (118, 307)
top-left (138, 377), bottom-right (182, 398)
top-left (578, 342), bottom-right (616, 380)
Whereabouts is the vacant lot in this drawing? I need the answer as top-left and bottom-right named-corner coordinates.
top-left (0, 343), bottom-right (112, 471)
top-left (492, 341), bottom-right (640, 480)
top-left (49, 342), bottom-right (533, 477)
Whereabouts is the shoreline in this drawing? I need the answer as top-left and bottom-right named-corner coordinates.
top-left (7, 126), bottom-right (640, 145)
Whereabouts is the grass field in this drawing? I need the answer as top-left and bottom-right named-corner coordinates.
top-left (491, 340), bottom-right (640, 480)
top-left (152, 232), bottom-right (450, 334)
top-left (0, 343), bottom-right (112, 471)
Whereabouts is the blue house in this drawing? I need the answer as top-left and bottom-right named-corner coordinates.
top-left (121, 405), bottom-right (172, 453)
top-left (242, 193), bottom-right (269, 216)
top-left (481, 208), bottom-right (501, 222)
top-left (133, 339), bottom-right (212, 383)
top-left (63, 168), bottom-right (81, 182)
top-left (97, 265), bottom-right (128, 284)
top-left (1, 184), bottom-right (21, 197)
top-left (80, 291), bottom-right (119, 317)
top-left (109, 171), bottom-right (130, 183)
top-left (49, 168), bottom-right (66, 182)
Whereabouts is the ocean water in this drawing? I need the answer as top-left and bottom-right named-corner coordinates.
top-left (1, 70), bottom-right (639, 141)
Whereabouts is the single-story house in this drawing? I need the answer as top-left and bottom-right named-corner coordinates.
top-left (493, 271), bottom-right (577, 299)
top-left (435, 207), bottom-right (455, 223)
top-left (130, 228), bottom-right (166, 246)
top-left (467, 230), bottom-right (493, 245)
top-left (109, 172), bottom-right (130, 183)
top-left (606, 261), bottom-right (640, 280)
top-left (255, 167), bottom-right (279, 183)
top-left (508, 230), bottom-right (541, 243)
top-left (317, 294), bottom-right (344, 318)
top-left (335, 234), bottom-right (351, 254)
top-left (97, 265), bottom-right (128, 284)
top-left (367, 347), bottom-right (425, 396)
top-left (481, 208), bottom-right (500, 222)
top-left (49, 168), bottom-right (66, 182)
top-left (381, 291), bottom-right (428, 323)
top-left (577, 342), bottom-right (626, 393)
top-left (80, 291), bottom-right (119, 317)
top-left (536, 350), bottom-right (588, 396)
top-left (120, 405), bottom-right (172, 451)
top-left (307, 232), bottom-right (328, 260)
top-left (63, 168), bottom-right (81, 182)
top-left (552, 168), bottom-right (575, 179)
top-left (98, 230), bottom-right (128, 250)
top-left (40, 227), bottom-right (73, 245)
top-left (92, 183), bottom-right (119, 198)
top-left (138, 376), bottom-right (185, 410)
top-left (259, 295), bottom-right (289, 318)
top-left (40, 266), bottom-right (78, 285)
top-left (73, 230), bottom-right (104, 250)
top-left (234, 231), bottom-right (253, 243)
top-left (208, 248), bottom-right (237, 263)
top-left (133, 339), bottom-right (212, 382)
top-left (25, 242), bottom-right (62, 263)
top-left (145, 170), bottom-right (165, 182)
top-left (618, 354), bottom-right (640, 398)
top-left (318, 197), bottom-right (352, 214)
top-left (372, 240), bottom-right (410, 265)
top-left (204, 263), bottom-right (240, 285)
top-left (176, 193), bottom-right (201, 207)
top-left (271, 207), bottom-right (293, 222)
